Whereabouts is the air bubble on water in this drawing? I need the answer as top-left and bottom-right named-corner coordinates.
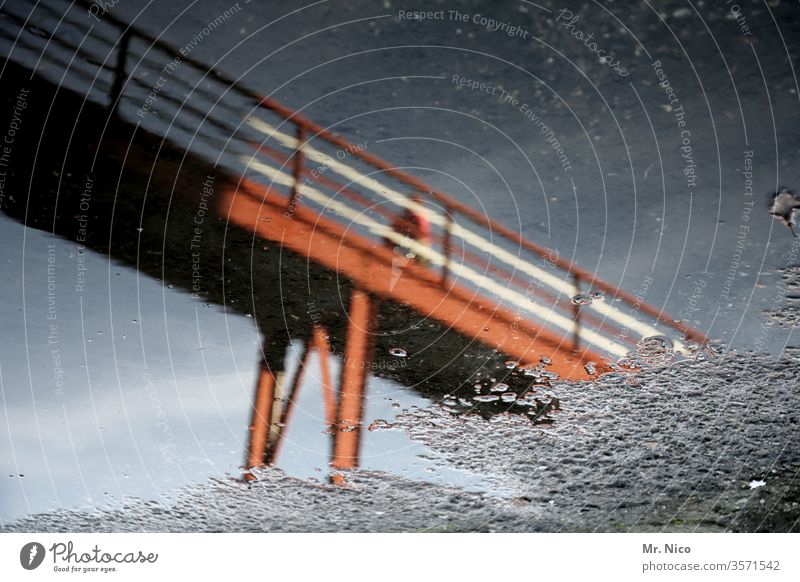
top-left (590, 290), bottom-right (605, 301)
top-left (540, 356), bottom-right (552, 365)
top-left (490, 382), bottom-right (509, 392)
top-left (683, 338), bottom-right (700, 352)
top-left (473, 394), bottom-right (500, 402)
top-left (585, 362), bottom-right (597, 375)
top-left (368, 419), bottom-right (394, 431)
top-left (504, 360), bottom-right (518, 369)
top-left (640, 335), bottom-right (673, 350)
top-left (632, 335), bottom-right (677, 367)
top-left (389, 347), bottom-right (407, 357)
top-left (572, 293), bottom-right (592, 305)
top-left (501, 392), bottom-right (517, 402)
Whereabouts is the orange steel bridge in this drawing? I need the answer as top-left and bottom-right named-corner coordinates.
top-left (225, 99), bottom-right (708, 482)
top-left (1, 0), bottom-right (708, 484)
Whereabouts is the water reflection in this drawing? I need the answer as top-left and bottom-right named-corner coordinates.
top-left (0, 15), bottom-right (699, 522)
top-left (0, 59), bottom-right (561, 520)
top-left (0, 53), bottom-right (548, 513)
top-left (242, 286), bottom-right (564, 486)
top-left (252, 340), bottom-right (501, 494)
top-left (0, 210), bottom-right (511, 523)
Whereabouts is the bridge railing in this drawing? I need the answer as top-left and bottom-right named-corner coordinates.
top-left (0, 0), bottom-right (708, 359)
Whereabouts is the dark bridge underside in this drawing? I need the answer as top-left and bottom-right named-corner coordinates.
top-left (0, 58), bottom-right (569, 409)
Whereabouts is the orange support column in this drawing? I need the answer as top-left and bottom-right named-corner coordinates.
top-left (331, 289), bottom-right (375, 479)
top-left (313, 325), bottom-right (337, 429)
top-left (245, 360), bottom-right (277, 477)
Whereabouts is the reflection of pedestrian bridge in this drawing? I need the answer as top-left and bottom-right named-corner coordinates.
top-left (0, 0), bottom-right (706, 481)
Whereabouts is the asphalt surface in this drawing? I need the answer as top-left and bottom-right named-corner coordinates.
top-left (1, 0), bottom-right (800, 532)
top-left (5, 343), bottom-right (799, 532)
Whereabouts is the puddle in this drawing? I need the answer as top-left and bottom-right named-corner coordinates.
top-left (270, 343), bottom-right (508, 497)
top-left (0, 214), bottom-right (512, 524)
top-left (2, 0), bottom-right (800, 533)
top-left (765, 265), bottom-right (800, 327)
top-left (0, 214), bottom-right (261, 523)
